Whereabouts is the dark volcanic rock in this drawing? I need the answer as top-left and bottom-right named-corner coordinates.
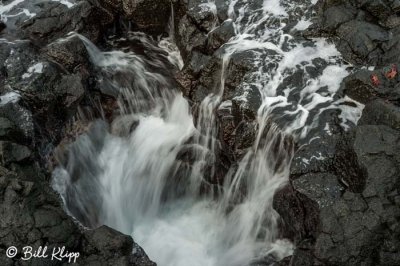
top-left (320, 4), bottom-right (357, 32)
top-left (312, 0), bottom-right (400, 66)
top-left (0, 98), bottom-right (34, 145)
top-left (274, 184), bottom-right (319, 243)
top-left (232, 84), bottom-right (262, 122)
top-left (122, 0), bottom-right (171, 35)
top-left (46, 35), bottom-right (90, 73)
top-left (216, 98), bottom-right (259, 160)
top-left (186, 0), bottom-right (218, 32)
top-left (0, 141), bottom-right (32, 166)
top-left (339, 67), bottom-right (400, 105)
top-left (276, 107), bottom-right (400, 265)
top-left (0, 21), bottom-right (6, 33)
top-left (290, 132), bottom-right (339, 177)
top-left (274, 3), bottom-right (400, 254)
top-left (175, 0), bottom-right (220, 58)
top-left (338, 69), bottom-right (377, 104)
top-left (82, 226), bottom-right (156, 266)
top-left (0, 166), bottom-right (155, 266)
top-left (17, 62), bottom-right (85, 109)
top-left (336, 20), bottom-right (390, 65)
top-left (207, 19), bottom-right (236, 51)
top-left (96, 0), bottom-right (171, 35)
top-left (20, 1), bottom-right (113, 45)
top-left (359, 99), bottom-right (400, 130)
top-left (177, 14), bottom-right (208, 58)
top-left (0, 40), bottom-right (39, 84)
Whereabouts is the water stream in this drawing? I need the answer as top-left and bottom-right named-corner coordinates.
top-left (48, 0), bottom-right (364, 265)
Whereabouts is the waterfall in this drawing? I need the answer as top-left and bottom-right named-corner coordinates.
top-left (52, 33), bottom-right (293, 265)
top-left (52, 0), bottom-right (364, 265)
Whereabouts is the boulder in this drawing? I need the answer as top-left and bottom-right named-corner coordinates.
top-left (10, 59), bottom-right (86, 115)
top-left (0, 98), bottom-right (34, 145)
top-left (0, 168), bottom-right (80, 265)
top-left (338, 69), bottom-right (377, 104)
top-left (312, 0), bottom-right (400, 66)
top-left (336, 20), bottom-right (390, 65)
top-left (82, 226), bottom-right (156, 266)
top-left (1, 41), bottom-right (39, 85)
top-left (95, 0), bottom-right (172, 35)
top-left (274, 184), bottom-right (319, 243)
top-left (215, 0), bottom-right (230, 22)
top-left (122, 0), bottom-right (171, 35)
top-left (177, 14), bottom-right (208, 58)
top-left (46, 35), bottom-right (90, 73)
top-left (339, 68), bottom-right (400, 105)
top-left (186, 0), bottom-right (218, 33)
top-left (207, 19), bottom-right (236, 52)
top-left (277, 122), bottom-right (400, 265)
top-left (0, 141), bottom-right (32, 166)
top-left (382, 27), bottom-right (400, 64)
top-left (20, 1), bottom-right (113, 45)
top-left (290, 132), bottom-right (340, 178)
top-left (320, 4), bottom-right (356, 32)
top-left (359, 99), bottom-right (400, 130)
top-left (216, 97), bottom-right (259, 160)
top-left (0, 167), bottom-right (155, 266)
top-left (362, 0), bottom-right (393, 22)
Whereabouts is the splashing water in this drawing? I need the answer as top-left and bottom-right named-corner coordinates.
top-left (52, 0), bottom-right (364, 265)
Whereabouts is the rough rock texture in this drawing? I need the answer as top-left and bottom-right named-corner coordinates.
top-left (0, 166), bottom-right (155, 266)
top-left (271, 1), bottom-right (400, 265)
top-left (20, 1), bottom-right (113, 45)
top-left (82, 226), bottom-right (155, 266)
top-left (0, 1), bottom-right (158, 265)
top-left (95, 0), bottom-right (172, 35)
top-left (275, 100), bottom-right (400, 265)
top-left (309, 0), bottom-right (400, 67)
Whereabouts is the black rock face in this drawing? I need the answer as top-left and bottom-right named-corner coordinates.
top-left (19, 1), bottom-right (113, 45)
top-left (0, 21), bottom-right (6, 33)
top-left (309, 0), bottom-right (400, 67)
top-left (0, 167), bottom-right (156, 265)
top-left (270, 0), bottom-right (400, 265)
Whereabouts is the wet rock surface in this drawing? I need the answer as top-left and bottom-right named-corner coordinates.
top-left (0, 0), bottom-right (159, 265)
top-left (275, 104), bottom-right (400, 265)
top-left (95, 0), bottom-right (172, 35)
top-left (0, 165), bottom-right (155, 266)
top-left (19, 1), bottom-right (113, 45)
top-left (1, 0), bottom-right (400, 265)
top-left (175, 0), bottom-right (400, 263)
top-left (272, 0), bottom-right (400, 265)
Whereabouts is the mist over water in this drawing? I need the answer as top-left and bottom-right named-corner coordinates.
top-left (51, 0), bottom-right (363, 265)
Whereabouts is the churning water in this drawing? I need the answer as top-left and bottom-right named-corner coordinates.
top-left (51, 0), bottom-right (363, 265)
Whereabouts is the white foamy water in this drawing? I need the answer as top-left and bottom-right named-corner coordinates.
top-left (218, 0), bottom-right (362, 140)
top-left (22, 62), bottom-right (44, 79)
top-left (50, 0), bottom-right (75, 8)
top-left (52, 31), bottom-right (294, 265)
top-left (0, 0), bottom-right (26, 22)
top-left (52, 0), bottom-right (363, 265)
top-left (0, 91), bottom-right (20, 105)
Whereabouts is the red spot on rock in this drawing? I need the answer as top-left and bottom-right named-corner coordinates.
top-left (370, 74), bottom-right (380, 87)
top-left (384, 64), bottom-right (397, 79)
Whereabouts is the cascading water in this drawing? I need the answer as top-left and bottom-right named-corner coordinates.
top-left (51, 0), bottom-right (364, 265)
